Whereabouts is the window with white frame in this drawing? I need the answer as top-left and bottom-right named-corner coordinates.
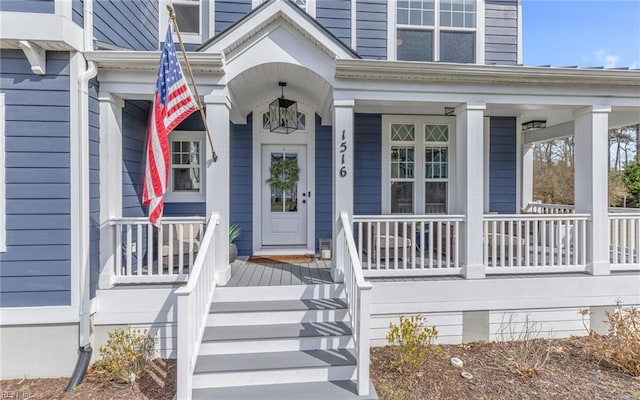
top-left (262, 111), bottom-right (306, 132)
top-left (383, 116), bottom-right (453, 214)
top-left (253, 0), bottom-right (315, 17)
top-left (396, 0), bottom-right (477, 63)
top-left (164, 131), bottom-right (205, 202)
top-left (160, 0), bottom-right (202, 44)
top-left (0, 93), bottom-right (5, 252)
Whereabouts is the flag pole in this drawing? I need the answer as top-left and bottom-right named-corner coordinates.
top-left (167, 4), bottom-right (218, 162)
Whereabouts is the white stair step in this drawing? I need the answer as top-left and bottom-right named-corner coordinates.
top-left (192, 380), bottom-right (379, 400)
top-left (192, 349), bottom-right (357, 388)
top-left (214, 284), bottom-right (345, 302)
top-left (199, 322), bottom-right (353, 354)
top-left (211, 298), bottom-right (347, 313)
top-left (208, 298), bottom-right (348, 326)
top-left (208, 308), bottom-right (348, 326)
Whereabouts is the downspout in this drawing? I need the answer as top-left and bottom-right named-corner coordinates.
top-left (66, 0), bottom-right (96, 391)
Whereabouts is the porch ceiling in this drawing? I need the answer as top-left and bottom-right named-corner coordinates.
top-left (227, 62), bottom-right (333, 125)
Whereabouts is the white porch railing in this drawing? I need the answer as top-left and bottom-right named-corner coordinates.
top-left (353, 215), bottom-right (465, 277)
top-left (524, 202), bottom-right (575, 214)
top-left (176, 213), bottom-right (219, 400)
top-left (483, 214), bottom-right (589, 273)
top-left (609, 213), bottom-right (640, 271)
top-left (339, 212), bottom-right (373, 396)
top-left (110, 216), bottom-right (205, 284)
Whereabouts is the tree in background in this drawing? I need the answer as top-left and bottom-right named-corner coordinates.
top-left (532, 125), bottom-right (638, 207)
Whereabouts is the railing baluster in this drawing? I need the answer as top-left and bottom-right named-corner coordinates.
top-left (420, 221), bottom-right (425, 270)
top-left (115, 224), bottom-right (123, 276)
top-left (126, 224), bottom-right (132, 276)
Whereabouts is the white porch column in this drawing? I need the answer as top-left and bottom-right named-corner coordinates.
top-left (98, 94), bottom-right (124, 289)
top-left (204, 94), bottom-right (231, 284)
top-left (332, 100), bottom-right (355, 282)
top-left (456, 103), bottom-right (486, 279)
top-left (574, 105), bottom-right (611, 276)
top-left (521, 143), bottom-right (534, 211)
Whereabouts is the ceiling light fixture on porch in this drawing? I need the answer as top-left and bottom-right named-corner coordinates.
top-left (522, 120), bottom-right (547, 132)
top-left (269, 82), bottom-right (298, 134)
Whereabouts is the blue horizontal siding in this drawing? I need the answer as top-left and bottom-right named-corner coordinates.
top-left (94, 0), bottom-right (158, 50)
top-left (215, 0), bottom-right (251, 34)
top-left (72, 0), bottom-right (84, 26)
top-left (356, 0), bottom-right (387, 59)
top-left (164, 203), bottom-right (206, 216)
top-left (0, 50), bottom-right (71, 308)
top-left (354, 114), bottom-right (382, 215)
top-left (489, 117), bottom-right (517, 213)
top-left (121, 100), bottom-right (149, 218)
top-left (485, 0), bottom-right (518, 65)
top-left (230, 114), bottom-right (253, 256)
top-left (316, 0), bottom-right (352, 48)
top-left (315, 115), bottom-right (332, 251)
top-left (0, 0), bottom-right (54, 13)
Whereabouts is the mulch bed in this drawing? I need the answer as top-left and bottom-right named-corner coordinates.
top-left (0, 359), bottom-right (175, 400)
top-left (371, 336), bottom-right (640, 400)
top-left (2, 338), bottom-right (639, 399)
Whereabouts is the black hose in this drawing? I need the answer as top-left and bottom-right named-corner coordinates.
top-left (65, 345), bottom-right (92, 392)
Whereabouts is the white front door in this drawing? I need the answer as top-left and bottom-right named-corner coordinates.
top-left (261, 145), bottom-right (308, 246)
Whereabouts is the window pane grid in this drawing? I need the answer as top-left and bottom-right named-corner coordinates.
top-left (391, 124), bottom-right (416, 142)
top-left (440, 0), bottom-right (476, 28)
top-left (171, 140), bottom-right (201, 192)
top-left (425, 147), bottom-right (448, 179)
top-left (425, 124), bottom-right (449, 142)
top-left (397, 0), bottom-right (435, 26)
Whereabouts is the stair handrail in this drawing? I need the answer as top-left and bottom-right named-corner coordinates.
top-left (339, 211), bottom-right (373, 396)
top-left (175, 212), bottom-right (220, 400)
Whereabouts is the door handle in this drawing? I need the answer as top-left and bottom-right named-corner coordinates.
top-left (302, 199), bottom-right (306, 204)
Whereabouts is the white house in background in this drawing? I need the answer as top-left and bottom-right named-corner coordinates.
top-left (1, 0), bottom-right (639, 398)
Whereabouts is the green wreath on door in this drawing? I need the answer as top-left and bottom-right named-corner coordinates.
top-left (267, 158), bottom-right (300, 192)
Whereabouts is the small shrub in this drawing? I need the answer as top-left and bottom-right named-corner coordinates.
top-left (585, 303), bottom-right (640, 376)
top-left (496, 313), bottom-right (550, 378)
top-left (386, 315), bottom-right (438, 372)
top-left (95, 328), bottom-right (157, 385)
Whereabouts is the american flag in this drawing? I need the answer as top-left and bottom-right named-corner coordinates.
top-left (143, 26), bottom-right (198, 226)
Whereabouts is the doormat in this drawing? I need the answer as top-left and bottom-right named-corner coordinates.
top-left (248, 254), bottom-right (315, 264)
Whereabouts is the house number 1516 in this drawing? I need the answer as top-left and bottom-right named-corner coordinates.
top-left (339, 129), bottom-right (347, 177)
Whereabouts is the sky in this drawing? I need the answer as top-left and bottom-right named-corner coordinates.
top-left (522, 0), bottom-right (640, 69)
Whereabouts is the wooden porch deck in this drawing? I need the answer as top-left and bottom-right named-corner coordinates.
top-left (226, 258), bottom-right (335, 287)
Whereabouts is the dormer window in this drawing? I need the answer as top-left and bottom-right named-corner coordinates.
top-left (395, 0), bottom-right (477, 63)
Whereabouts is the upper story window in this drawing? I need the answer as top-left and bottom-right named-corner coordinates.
top-left (160, 0), bottom-right (202, 44)
top-left (253, 0), bottom-right (315, 17)
top-left (164, 131), bottom-right (205, 203)
top-left (396, 0), bottom-right (477, 63)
